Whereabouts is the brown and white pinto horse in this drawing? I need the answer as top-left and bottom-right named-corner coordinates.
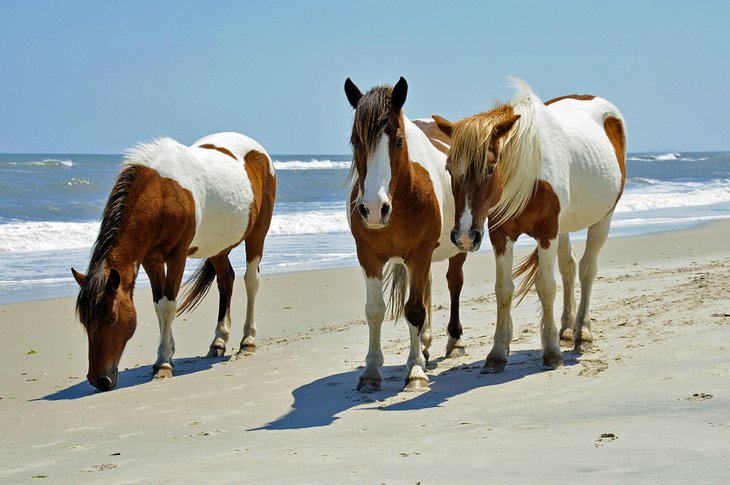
top-left (434, 78), bottom-right (626, 372)
top-left (72, 132), bottom-right (276, 391)
top-left (344, 77), bottom-right (467, 392)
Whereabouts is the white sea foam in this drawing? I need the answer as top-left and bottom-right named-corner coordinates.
top-left (616, 180), bottom-right (730, 213)
top-left (0, 159), bottom-right (74, 168)
top-left (0, 221), bottom-right (98, 253)
top-left (0, 210), bottom-right (350, 254)
top-left (273, 159), bottom-right (350, 171)
top-left (268, 210), bottom-right (349, 235)
top-left (627, 153), bottom-right (681, 161)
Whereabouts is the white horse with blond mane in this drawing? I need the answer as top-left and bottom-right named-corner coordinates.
top-left (434, 78), bottom-right (626, 371)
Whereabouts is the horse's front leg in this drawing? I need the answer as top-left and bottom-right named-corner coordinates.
top-left (152, 250), bottom-right (187, 378)
top-left (483, 239), bottom-right (515, 373)
top-left (536, 241), bottom-right (563, 368)
top-left (357, 263), bottom-right (386, 392)
top-left (403, 253), bottom-right (433, 392)
top-left (445, 252), bottom-right (467, 358)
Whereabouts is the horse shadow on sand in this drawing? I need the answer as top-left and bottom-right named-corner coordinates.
top-left (37, 355), bottom-right (230, 401)
top-left (254, 349), bottom-right (578, 431)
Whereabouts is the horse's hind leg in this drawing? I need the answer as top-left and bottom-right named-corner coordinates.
top-left (207, 253), bottom-right (235, 358)
top-left (557, 233), bottom-right (577, 346)
top-left (445, 252), bottom-right (467, 358)
top-left (420, 269), bottom-right (433, 363)
top-left (238, 233), bottom-right (268, 354)
top-left (574, 212), bottom-right (612, 351)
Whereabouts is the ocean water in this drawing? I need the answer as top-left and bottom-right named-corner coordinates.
top-left (0, 151), bottom-right (728, 303)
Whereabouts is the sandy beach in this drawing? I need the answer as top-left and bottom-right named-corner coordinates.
top-left (1, 221), bottom-right (729, 483)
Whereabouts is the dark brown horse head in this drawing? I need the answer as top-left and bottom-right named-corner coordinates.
top-left (345, 76), bottom-right (409, 229)
top-left (434, 109), bottom-right (520, 251)
top-left (73, 266), bottom-right (136, 391)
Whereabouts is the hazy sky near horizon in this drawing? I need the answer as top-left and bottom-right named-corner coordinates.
top-left (1, 1), bottom-right (728, 154)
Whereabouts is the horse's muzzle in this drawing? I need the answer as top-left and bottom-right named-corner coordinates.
top-left (451, 228), bottom-right (482, 252)
top-left (358, 202), bottom-right (391, 228)
top-left (90, 367), bottom-right (118, 392)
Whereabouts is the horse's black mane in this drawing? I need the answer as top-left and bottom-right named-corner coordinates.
top-left (75, 165), bottom-right (140, 328)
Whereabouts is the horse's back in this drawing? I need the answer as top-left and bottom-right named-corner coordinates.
top-left (542, 97), bottom-right (626, 233)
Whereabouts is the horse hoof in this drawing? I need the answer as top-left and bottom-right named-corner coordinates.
top-left (206, 346), bottom-right (226, 358)
top-left (481, 358), bottom-right (506, 374)
top-left (404, 377), bottom-right (429, 392)
top-left (239, 343), bottom-right (256, 355)
top-left (153, 364), bottom-right (173, 379)
top-left (357, 377), bottom-right (381, 393)
top-left (559, 328), bottom-right (574, 348)
top-left (573, 339), bottom-right (593, 353)
top-left (445, 345), bottom-right (466, 358)
top-left (543, 352), bottom-right (564, 369)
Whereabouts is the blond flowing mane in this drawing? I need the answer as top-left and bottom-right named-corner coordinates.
top-left (451, 78), bottom-right (543, 228)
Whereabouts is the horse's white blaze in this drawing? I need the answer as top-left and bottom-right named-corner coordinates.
top-left (125, 132), bottom-right (272, 258)
top-left (456, 195), bottom-right (474, 251)
top-left (361, 135), bottom-right (392, 226)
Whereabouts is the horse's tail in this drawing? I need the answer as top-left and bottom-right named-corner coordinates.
top-left (177, 259), bottom-right (216, 315)
top-left (385, 262), bottom-right (408, 322)
top-left (384, 262), bottom-right (432, 329)
top-left (513, 248), bottom-right (539, 305)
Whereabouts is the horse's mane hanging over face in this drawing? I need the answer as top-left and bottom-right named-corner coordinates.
top-left (450, 103), bottom-right (515, 183)
top-left (76, 165), bottom-right (140, 330)
top-left (350, 85), bottom-right (396, 161)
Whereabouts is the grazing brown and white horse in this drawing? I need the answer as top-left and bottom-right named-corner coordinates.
top-left (344, 77), bottom-right (468, 392)
top-left (434, 78), bottom-right (626, 372)
top-left (72, 132), bottom-right (276, 391)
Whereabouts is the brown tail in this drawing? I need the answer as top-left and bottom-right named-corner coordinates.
top-left (513, 248), bottom-right (539, 305)
top-left (384, 262), bottom-right (408, 322)
top-left (177, 259), bottom-right (216, 315)
top-left (384, 262), bottom-right (432, 329)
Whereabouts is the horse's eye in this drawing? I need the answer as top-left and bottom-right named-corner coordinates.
top-left (395, 137), bottom-right (403, 149)
top-left (487, 166), bottom-right (495, 176)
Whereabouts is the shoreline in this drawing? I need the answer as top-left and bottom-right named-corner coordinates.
top-left (1, 219), bottom-right (729, 481)
top-left (2, 214), bottom-right (729, 306)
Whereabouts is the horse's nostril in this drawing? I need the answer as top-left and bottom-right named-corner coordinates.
top-left (358, 203), bottom-right (368, 218)
top-left (96, 375), bottom-right (114, 392)
top-left (471, 229), bottom-right (483, 247)
top-left (381, 203), bottom-right (391, 218)
top-left (450, 230), bottom-right (459, 247)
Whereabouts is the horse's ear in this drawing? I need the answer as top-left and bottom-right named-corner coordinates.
top-left (391, 76), bottom-right (408, 112)
top-left (432, 115), bottom-right (455, 137)
top-left (71, 268), bottom-right (86, 286)
top-left (344, 78), bottom-right (363, 109)
top-left (493, 114), bottom-right (521, 141)
top-left (105, 269), bottom-right (121, 295)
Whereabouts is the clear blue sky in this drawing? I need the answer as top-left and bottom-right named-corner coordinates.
top-left (1, 0), bottom-right (728, 154)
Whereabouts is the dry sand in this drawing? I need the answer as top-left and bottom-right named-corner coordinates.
top-left (1, 221), bottom-right (729, 483)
